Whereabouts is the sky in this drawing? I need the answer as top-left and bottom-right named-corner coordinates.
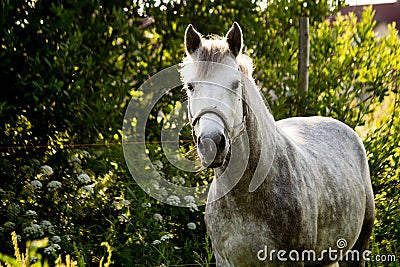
top-left (346, 0), bottom-right (397, 5)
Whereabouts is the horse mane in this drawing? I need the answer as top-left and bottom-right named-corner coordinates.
top-left (181, 36), bottom-right (253, 78)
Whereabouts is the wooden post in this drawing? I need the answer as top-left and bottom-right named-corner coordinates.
top-left (297, 17), bottom-right (309, 116)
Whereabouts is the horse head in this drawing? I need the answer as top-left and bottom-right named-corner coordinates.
top-left (181, 22), bottom-right (246, 168)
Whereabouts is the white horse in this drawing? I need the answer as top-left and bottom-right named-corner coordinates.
top-left (180, 22), bottom-right (375, 267)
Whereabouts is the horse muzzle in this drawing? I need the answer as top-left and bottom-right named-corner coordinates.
top-left (197, 132), bottom-right (228, 168)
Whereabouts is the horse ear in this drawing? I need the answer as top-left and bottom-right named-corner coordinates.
top-left (185, 24), bottom-right (202, 55)
top-left (226, 22), bottom-right (243, 57)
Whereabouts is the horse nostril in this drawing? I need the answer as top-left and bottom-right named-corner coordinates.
top-left (217, 134), bottom-right (226, 153)
top-left (197, 133), bottom-right (226, 155)
top-left (197, 133), bottom-right (227, 167)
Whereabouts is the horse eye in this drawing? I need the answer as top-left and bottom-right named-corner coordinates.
top-left (187, 83), bottom-right (194, 91)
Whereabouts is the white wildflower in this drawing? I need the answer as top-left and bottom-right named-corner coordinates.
top-left (77, 173), bottom-right (91, 183)
top-left (47, 181), bottom-right (62, 191)
top-left (153, 239), bottom-right (161, 245)
top-left (183, 195), bottom-right (195, 203)
top-left (69, 155), bottom-right (81, 165)
top-left (41, 165), bottom-right (54, 175)
top-left (172, 176), bottom-right (185, 185)
top-left (141, 202), bottom-right (151, 208)
top-left (160, 264), bottom-right (166, 267)
top-left (44, 246), bottom-right (55, 254)
top-left (187, 222), bottom-right (196, 230)
top-left (40, 220), bottom-right (52, 228)
top-left (152, 181), bottom-right (159, 190)
top-left (187, 202), bottom-right (199, 212)
top-left (30, 180), bottom-right (42, 189)
top-left (25, 210), bottom-right (37, 217)
top-left (29, 256), bottom-right (38, 264)
top-left (52, 244), bottom-right (61, 250)
top-left (81, 150), bottom-right (90, 158)
top-left (23, 223), bottom-right (44, 238)
top-left (159, 188), bottom-right (168, 197)
top-left (51, 236), bottom-right (61, 243)
top-left (152, 160), bottom-right (163, 170)
top-left (40, 220), bottom-right (54, 233)
top-left (153, 213), bottom-right (163, 222)
top-left (113, 200), bottom-right (124, 210)
top-left (118, 214), bottom-right (128, 222)
top-left (160, 233), bottom-right (173, 241)
top-left (80, 185), bottom-right (94, 196)
top-left (122, 200), bottom-right (131, 206)
top-left (166, 195), bottom-right (180, 206)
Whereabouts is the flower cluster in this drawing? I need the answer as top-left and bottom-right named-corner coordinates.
top-left (41, 165), bottom-right (54, 176)
top-left (21, 220), bottom-right (54, 241)
top-left (187, 222), bottom-right (196, 230)
top-left (113, 199), bottom-right (130, 210)
top-left (153, 233), bottom-right (174, 245)
top-left (80, 185), bottom-right (94, 196)
top-left (51, 235), bottom-right (62, 243)
top-left (184, 195), bottom-right (198, 212)
top-left (152, 239), bottom-right (162, 245)
top-left (77, 173), bottom-right (91, 183)
top-left (153, 213), bottom-right (163, 222)
top-left (141, 202), bottom-right (151, 208)
top-left (69, 155), bottom-right (81, 165)
top-left (47, 181), bottom-right (62, 191)
top-left (160, 233), bottom-right (173, 241)
top-left (23, 223), bottom-right (44, 238)
top-left (40, 220), bottom-right (54, 234)
top-left (25, 210), bottom-right (37, 217)
top-left (30, 180), bottom-right (43, 190)
top-left (183, 195), bottom-right (194, 203)
top-left (166, 195), bottom-right (180, 206)
top-left (44, 235), bottom-right (62, 255)
top-left (44, 244), bottom-right (61, 254)
top-left (81, 150), bottom-right (90, 158)
top-left (172, 176), bottom-right (185, 185)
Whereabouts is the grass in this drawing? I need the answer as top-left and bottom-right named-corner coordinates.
top-left (0, 232), bottom-right (114, 267)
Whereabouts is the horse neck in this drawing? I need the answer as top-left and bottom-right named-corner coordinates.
top-left (215, 76), bottom-right (278, 193)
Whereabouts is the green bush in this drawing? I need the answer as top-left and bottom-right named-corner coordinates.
top-left (310, 8), bottom-right (400, 262)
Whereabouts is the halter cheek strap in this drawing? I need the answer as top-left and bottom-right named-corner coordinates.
top-left (188, 105), bottom-right (246, 144)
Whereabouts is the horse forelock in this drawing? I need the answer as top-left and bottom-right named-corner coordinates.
top-left (181, 37), bottom-right (253, 79)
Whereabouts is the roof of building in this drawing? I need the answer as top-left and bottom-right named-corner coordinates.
top-left (340, 1), bottom-right (400, 32)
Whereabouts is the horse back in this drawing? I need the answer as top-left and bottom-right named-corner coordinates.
top-left (277, 116), bottom-right (369, 183)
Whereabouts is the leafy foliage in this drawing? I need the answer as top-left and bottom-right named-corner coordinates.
top-left (0, 0), bottom-right (399, 266)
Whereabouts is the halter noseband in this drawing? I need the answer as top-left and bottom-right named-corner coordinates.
top-left (188, 98), bottom-right (246, 144)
